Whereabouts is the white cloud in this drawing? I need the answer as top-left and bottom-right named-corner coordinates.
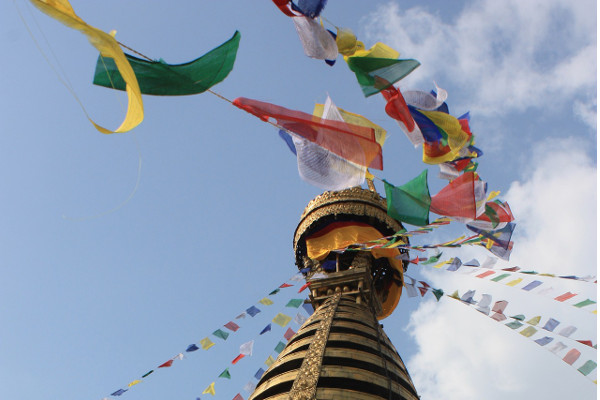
top-left (404, 141), bottom-right (597, 399)
top-left (362, 0), bottom-right (596, 122)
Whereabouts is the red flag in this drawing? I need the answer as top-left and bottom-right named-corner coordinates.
top-left (158, 360), bottom-right (173, 368)
top-left (279, 283), bottom-right (293, 288)
top-left (476, 270), bottom-right (495, 279)
top-left (284, 328), bottom-right (296, 341)
top-left (233, 97), bottom-right (383, 170)
top-left (231, 354), bottom-right (245, 364)
top-left (431, 172), bottom-right (479, 219)
top-left (271, 0), bottom-right (298, 16)
top-left (410, 257), bottom-right (419, 264)
top-left (419, 281), bottom-right (430, 288)
top-left (224, 321), bottom-right (240, 331)
top-left (381, 86), bottom-right (415, 132)
top-left (555, 292), bottom-right (577, 302)
top-left (576, 340), bottom-right (594, 347)
top-left (418, 286), bottom-right (428, 297)
top-left (298, 282), bottom-right (310, 293)
top-left (562, 349), bottom-right (581, 365)
top-left (502, 266), bottom-right (520, 272)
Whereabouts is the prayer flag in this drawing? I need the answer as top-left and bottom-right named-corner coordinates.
top-left (522, 280), bottom-right (542, 291)
top-left (491, 312), bottom-right (507, 322)
top-left (294, 0), bottom-right (328, 18)
top-left (273, 313), bottom-right (292, 327)
top-left (418, 286), bottom-right (428, 297)
top-left (240, 340), bottom-right (254, 356)
top-left (335, 27), bottom-right (360, 56)
top-left (141, 370), bottom-right (153, 378)
top-left (260, 324), bottom-right (272, 335)
top-left (476, 294), bottom-right (492, 315)
top-left (275, 341), bottom-right (286, 353)
top-left (127, 380), bottom-right (141, 387)
top-left (404, 277), bottom-right (419, 298)
top-left (346, 55), bottom-right (420, 97)
top-left (526, 316), bottom-right (541, 326)
top-left (233, 394), bottom-right (245, 400)
top-left (460, 290), bottom-right (476, 304)
top-left (269, 289), bottom-right (280, 295)
top-left (463, 259), bottom-right (480, 267)
top-left (298, 282), bottom-right (310, 293)
top-left (213, 329), bottom-right (229, 340)
top-left (111, 389), bottom-right (127, 396)
top-left (94, 31), bottom-right (240, 96)
top-left (236, 312), bottom-right (247, 319)
top-left (430, 172), bottom-right (483, 219)
top-left (381, 86), bottom-right (422, 146)
top-left (302, 303), bottom-right (314, 315)
top-left (284, 328), bottom-right (296, 341)
top-left (255, 368), bottom-right (265, 380)
top-left (259, 298), bottom-right (274, 306)
top-left (554, 292), bottom-right (577, 302)
top-left (30, 0), bottom-right (143, 134)
top-left (562, 349), bottom-right (581, 365)
top-left (491, 273), bottom-right (511, 282)
top-left (158, 360), bottom-right (173, 368)
top-left (549, 342), bottom-right (567, 354)
top-left (233, 97), bottom-right (383, 169)
top-left (476, 270), bottom-right (495, 279)
top-left (511, 315), bottom-right (525, 321)
top-left (201, 337), bottom-right (215, 350)
top-left (294, 313), bottom-right (308, 325)
top-left (219, 368), bottom-right (231, 379)
top-left (542, 318), bottom-right (560, 332)
top-left (576, 340), bottom-right (594, 347)
top-left (280, 283), bottom-right (293, 288)
top-left (558, 326), bottom-right (577, 338)
top-left (534, 336), bottom-right (554, 346)
top-left (291, 15), bottom-right (338, 61)
top-left (492, 300), bottom-right (508, 314)
top-left (573, 299), bottom-right (596, 308)
top-left (286, 299), bottom-right (304, 308)
top-left (432, 288), bottom-right (444, 301)
top-left (186, 344), bottom-right (199, 352)
top-left (231, 354), bottom-right (245, 364)
top-left (224, 321), bottom-right (240, 332)
top-left (243, 381), bottom-right (257, 393)
top-left (520, 326), bottom-right (537, 337)
top-left (578, 360), bottom-right (597, 376)
top-left (446, 257), bottom-right (462, 271)
top-left (505, 278), bottom-right (522, 287)
top-left (246, 306), bottom-right (261, 317)
top-left (384, 170), bottom-right (431, 226)
top-left (202, 382), bottom-right (216, 395)
top-left (506, 321), bottom-right (523, 329)
top-left (265, 356), bottom-right (276, 367)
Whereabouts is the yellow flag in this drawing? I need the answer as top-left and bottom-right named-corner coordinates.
top-left (127, 380), bottom-right (142, 387)
top-left (200, 337), bottom-right (215, 350)
top-left (347, 42), bottom-right (400, 59)
top-left (335, 27), bottom-right (360, 56)
top-left (202, 382), bottom-right (216, 395)
top-left (519, 326), bottom-right (537, 337)
top-left (259, 298), bottom-right (274, 306)
top-left (505, 278), bottom-right (523, 287)
top-left (432, 260), bottom-right (451, 269)
top-left (29, 0), bottom-right (143, 133)
top-left (272, 313), bottom-right (292, 327)
top-left (265, 355), bottom-right (275, 367)
top-left (526, 316), bottom-right (541, 326)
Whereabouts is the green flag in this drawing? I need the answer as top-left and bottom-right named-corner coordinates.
top-left (577, 360), bottom-right (597, 376)
top-left (384, 170), bottom-right (431, 226)
top-left (286, 299), bottom-right (304, 308)
top-left (346, 57), bottom-right (420, 97)
top-left (93, 31), bottom-right (241, 96)
top-left (212, 329), bottom-right (229, 340)
top-left (274, 341), bottom-right (286, 354)
top-left (432, 288), bottom-right (444, 301)
top-left (573, 299), bottom-right (596, 308)
top-left (218, 368), bottom-right (231, 379)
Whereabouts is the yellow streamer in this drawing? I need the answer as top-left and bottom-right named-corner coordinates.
top-left (29, 0), bottom-right (143, 133)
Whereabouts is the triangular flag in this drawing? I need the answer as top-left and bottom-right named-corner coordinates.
top-left (158, 359), bottom-right (173, 368)
top-left (219, 368), bottom-right (231, 379)
top-left (240, 340), bottom-right (254, 356)
top-left (260, 324), bottom-right (272, 335)
top-left (384, 171), bottom-right (431, 226)
top-left (280, 283), bottom-right (293, 288)
top-left (202, 382), bottom-right (216, 395)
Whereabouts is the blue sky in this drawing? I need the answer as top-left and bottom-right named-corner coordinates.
top-left (0, 1), bottom-right (596, 399)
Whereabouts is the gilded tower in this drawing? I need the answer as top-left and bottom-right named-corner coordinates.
top-left (249, 187), bottom-right (420, 400)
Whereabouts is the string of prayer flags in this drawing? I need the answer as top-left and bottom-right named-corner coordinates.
top-left (30, 0), bottom-right (143, 133)
top-left (232, 97), bottom-right (383, 169)
top-left (384, 170), bottom-right (431, 226)
top-left (93, 31), bottom-right (241, 96)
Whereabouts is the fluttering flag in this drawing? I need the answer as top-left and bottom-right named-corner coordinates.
top-left (335, 27), bottom-right (360, 56)
top-left (558, 325), bottom-right (577, 338)
top-left (289, 97), bottom-right (368, 190)
top-left (298, 282), bottom-right (310, 293)
top-left (269, 288), bottom-right (281, 295)
top-left (573, 299), bottom-right (596, 308)
top-left (294, 312), bottom-right (307, 325)
top-left (555, 292), bottom-right (578, 302)
top-left (293, 0), bottom-right (328, 18)
top-left (186, 344), bottom-right (199, 352)
top-left (260, 324), bottom-right (272, 335)
top-left (467, 200), bottom-right (514, 230)
top-left (345, 42), bottom-right (420, 97)
top-left (240, 340), bottom-right (254, 356)
top-left (265, 356), bottom-right (276, 367)
top-left (403, 276), bottom-right (419, 298)
top-left (224, 321), bottom-right (240, 332)
top-left (447, 257), bottom-right (462, 271)
top-left (94, 31), bottom-right (241, 96)
top-left (111, 389), bottom-right (128, 396)
top-left (522, 280), bottom-right (542, 291)
top-left (255, 368), bottom-right (265, 380)
top-left (280, 283), bottom-right (293, 288)
top-left (549, 342), bottom-right (568, 354)
top-left (233, 97), bottom-right (383, 169)
top-left (141, 370), bottom-right (153, 378)
top-left (232, 394), bottom-right (245, 400)
top-left (403, 85), bottom-right (448, 110)
top-left (284, 328), bottom-right (296, 341)
top-left (231, 354), bottom-right (245, 364)
top-left (273, 313), bottom-right (293, 327)
top-left (286, 299), bottom-right (304, 308)
top-left (520, 326), bottom-right (537, 337)
top-left (202, 382), bottom-right (216, 396)
top-left (562, 349), bottom-right (581, 365)
top-left (30, 0), bottom-right (143, 133)
top-left (384, 170), bottom-right (431, 226)
top-left (219, 368), bottom-right (231, 379)
top-left (476, 294), bottom-right (492, 315)
top-left (158, 359), bottom-right (173, 368)
top-left (302, 303), bottom-right (314, 315)
top-left (578, 360), bottom-right (598, 376)
top-left (127, 380), bottom-right (142, 387)
top-left (291, 16), bottom-right (338, 61)
top-left (259, 298), bottom-right (274, 306)
top-left (542, 318), bottom-right (560, 332)
top-left (246, 306), bottom-right (261, 317)
top-left (430, 172), bottom-right (485, 220)
top-left (381, 86), bottom-right (423, 146)
top-left (213, 329), bottom-right (229, 340)
top-left (200, 337), bottom-right (215, 350)
top-left (274, 341), bottom-right (286, 354)
top-left (534, 336), bottom-right (554, 346)
top-left (460, 290), bottom-right (476, 304)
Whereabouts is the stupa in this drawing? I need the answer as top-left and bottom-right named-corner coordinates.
top-left (249, 186), bottom-right (420, 400)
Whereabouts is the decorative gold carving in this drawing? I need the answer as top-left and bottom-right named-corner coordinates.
top-left (289, 291), bottom-right (341, 400)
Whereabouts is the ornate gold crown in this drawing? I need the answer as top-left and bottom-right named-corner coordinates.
top-left (293, 187), bottom-right (405, 268)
